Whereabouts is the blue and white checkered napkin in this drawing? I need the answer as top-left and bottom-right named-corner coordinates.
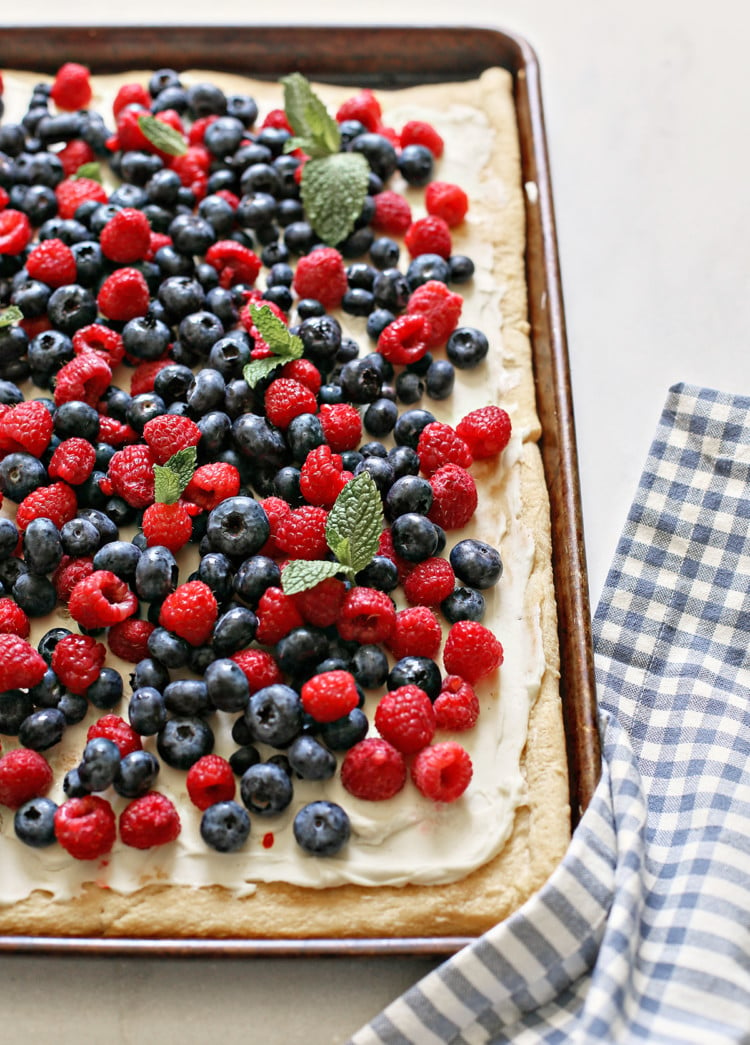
top-left (351, 383), bottom-right (750, 1044)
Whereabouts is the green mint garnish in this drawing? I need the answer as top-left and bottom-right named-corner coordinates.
top-left (0, 306), bottom-right (23, 328)
top-left (73, 161), bottom-right (102, 183)
top-left (242, 303), bottom-right (304, 388)
top-left (138, 114), bottom-right (188, 157)
top-left (153, 446), bottom-right (197, 504)
top-left (281, 72), bottom-right (369, 246)
top-left (280, 471), bottom-right (384, 595)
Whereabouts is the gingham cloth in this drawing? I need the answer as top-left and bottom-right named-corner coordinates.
top-left (351, 383), bottom-right (750, 1044)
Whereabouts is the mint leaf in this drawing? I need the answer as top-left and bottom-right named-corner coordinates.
top-left (153, 446), bottom-right (197, 504)
top-left (281, 559), bottom-right (351, 596)
top-left (248, 303), bottom-right (303, 358)
top-left (73, 162), bottom-right (102, 183)
top-left (242, 356), bottom-right (285, 388)
top-left (0, 306), bottom-right (23, 328)
top-left (282, 73), bottom-right (340, 158)
top-left (301, 152), bottom-right (370, 246)
top-left (165, 446), bottom-right (197, 488)
top-left (325, 471), bottom-right (383, 573)
top-left (138, 114), bottom-right (188, 156)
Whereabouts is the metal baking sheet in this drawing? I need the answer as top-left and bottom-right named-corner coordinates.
top-left (0, 24), bottom-right (599, 956)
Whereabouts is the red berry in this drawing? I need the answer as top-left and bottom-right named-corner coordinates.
top-left (257, 495), bottom-right (292, 558)
top-left (107, 444), bottom-right (156, 508)
top-left (411, 742), bottom-right (473, 802)
top-left (87, 714), bottom-right (142, 757)
top-left (129, 359), bottom-right (172, 394)
top-left (54, 795), bottom-right (116, 860)
top-left (299, 444), bottom-right (347, 507)
top-left (377, 313), bottom-right (432, 365)
top-left (291, 575), bottom-right (347, 628)
top-left (120, 791), bottom-right (181, 849)
top-left (68, 570), bottom-right (139, 630)
top-left (25, 238), bottom-right (78, 288)
top-left (53, 352), bottom-right (112, 408)
top-left (264, 377), bottom-right (318, 429)
top-left (374, 684), bottom-right (436, 754)
top-left (0, 635), bottom-right (47, 691)
top-left (341, 738), bottom-right (407, 801)
top-left (404, 215), bottom-right (452, 259)
top-left (16, 482), bottom-right (78, 533)
top-left (387, 605), bottom-right (442, 661)
top-left (52, 634), bottom-right (107, 695)
top-left (141, 501), bottom-right (194, 552)
top-left (424, 180), bottom-right (469, 226)
top-left (433, 676), bottom-right (480, 732)
top-left (275, 505), bottom-right (329, 560)
top-left (0, 209), bottom-right (32, 254)
top-left (402, 557), bottom-right (456, 606)
top-left (443, 621), bottom-right (504, 683)
top-left (50, 63), bottom-right (92, 111)
top-left (406, 280), bottom-right (463, 348)
top-left (280, 357), bottom-right (321, 394)
top-left (48, 436), bottom-right (97, 484)
top-left (97, 415), bottom-right (138, 448)
top-left (99, 207), bottom-right (152, 263)
top-left (416, 421), bottom-right (472, 476)
top-left (72, 323), bottom-right (125, 367)
top-left (428, 464), bottom-right (478, 530)
top-left (0, 598), bottom-right (30, 638)
top-left (230, 648), bottom-right (284, 694)
top-left (336, 89), bottom-right (382, 132)
top-left (112, 82), bottom-right (151, 117)
top-left (56, 139), bottom-right (96, 177)
top-left (0, 399), bottom-right (54, 457)
top-left (159, 580), bottom-right (218, 647)
top-left (55, 176), bottom-right (108, 219)
top-left (337, 587), bottom-right (396, 644)
top-left (371, 190), bottom-right (412, 236)
top-left (142, 413), bottom-right (202, 465)
top-left (0, 749), bottom-right (53, 809)
top-left (292, 247), bottom-right (348, 310)
top-left (399, 119), bottom-right (444, 158)
top-left (255, 586), bottom-right (305, 645)
top-left (107, 618), bottom-right (155, 663)
top-left (319, 402), bottom-right (362, 452)
top-left (97, 267), bottom-right (151, 321)
top-left (301, 669), bottom-right (360, 724)
top-left (204, 239), bottom-right (261, 288)
top-left (456, 405), bottom-right (512, 459)
top-left (186, 755), bottom-right (236, 811)
top-left (52, 555), bottom-right (95, 603)
top-left (183, 462), bottom-right (241, 512)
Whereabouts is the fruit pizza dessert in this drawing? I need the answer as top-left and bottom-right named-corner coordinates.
top-left (0, 60), bottom-right (570, 937)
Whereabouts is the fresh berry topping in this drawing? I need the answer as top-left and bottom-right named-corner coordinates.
top-left (55, 177), bottom-right (108, 220)
top-left (299, 444), bottom-right (347, 507)
top-left (141, 501), bottom-right (194, 552)
top-left (50, 62), bottom-right (93, 111)
top-left (99, 208), bottom-right (152, 264)
top-left (53, 353), bottom-right (112, 408)
top-left (275, 505), bottom-right (329, 560)
top-left (399, 119), bottom-right (444, 157)
top-left (336, 89), bottom-right (382, 131)
top-left (97, 268), bottom-right (151, 322)
top-left (292, 247), bottom-right (348, 310)
top-left (186, 755), bottom-right (236, 810)
top-left (374, 684), bottom-right (435, 754)
top-left (54, 795), bottom-right (116, 860)
top-left (26, 239), bottom-right (78, 288)
top-left (433, 675), bottom-right (480, 731)
top-left (264, 377), bottom-right (318, 429)
top-left (0, 598), bottom-right (30, 638)
top-left (455, 405), bottom-right (512, 459)
top-left (411, 742), bottom-right (472, 802)
top-left (159, 580), bottom-right (218, 646)
top-left (107, 444), bottom-right (156, 508)
top-left (142, 414), bottom-right (202, 465)
top-left (425, 180), bottom-right (469, 226)
top-left (301, 669), bottom-right (360, 723)
top-left (0, 634), bottom-right (47, 691)
top-left (0, 399), bottom-right (54, 458)
top-left (416, 421), bottom-right (473, 476)
top-left (107, 618), bottom-right (155, 663)
top-left (319, 402), bottom-right (362, 452)
top-left (48, 437), bottom-right (97, 485)
top-left (427, 463), bottom-right (478, 530)
top-left (387, 605), bottom-right (442, 661)
top-left (443, 620), bottom-right (504, 683)
top-left (16, 481), bottom-right (78, 533)
top-left (67, 570), bottom-right (139, 631)
top-left (402, 556), bottom-right (455, 606)
top-left (340, 738), bottom-right (407, 801)
top-left (377, 312), bottom-right (432, 365)
top-left (255, 586), bottom-right (305, 645)
top-left (119, 791), bottom-right (181, 849)
top-left (205, 240), bottom-right (261, 287)
top-left (404, 215), bottom-right (452, 259)
top-left (371, 190), bottom-right (412, 235)
top-left (406, 280), bottom-right (463, 348)
top-left (291, 576), bottom-right (347, 628)
top-left (0, 209), bottom-right (32, 254)
top-left (51, 633), bottom-right (107, 695)
top-left (0, 749), bottom-right (53, 809)
top-left (280, 358), bottom-right (322, 394)
top-left (230, 648), bottom-right (283, 694)
top-left (337, 587), bottom-right (396, 644)
top-left (52, 556), bottom-right (95, 603)
top-left (184, 461), bottom-right (240, 512)
top-left (87, 714), bottom-right (143, 758)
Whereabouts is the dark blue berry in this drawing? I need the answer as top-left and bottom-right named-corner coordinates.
top-left (87, 667), bottom-right (124, 710)
top-left (385, 474), bottom-right (433, 519)
top-left (14, 796), bottom-right (58, 848)
top-left (134, 545), bottom-right (179, 602)
top-left (204, 658), bottom-right (250, 713)
top-left (164, 678), bottom-right (211, 717)
top-left (287, 735), bottom-right (337, 781)
top-left (293, 801), bottom-right (350, 856)
top-left (446, 326), bottom-right (489, 369)
top-left (18, 707), bottom-right (65, 750)
top-left (114, 750), bottom-right (161, 799)
top-left (441, 586), bottom-right (486, 623)
top-left (387, 656), bottom-right (442, 700)
top-left (450, 538), bottom-right (503, 588)
top-left (157, 716), bottom-right (215, 770)
top-left (129, 686), bottom-right (168, 736)
top-left (244, 684), bottom-right (303, 747)
top-left (350, 644), bottom-right (390, 688)
top-left (77, 737), bottom-right (121, 792)
top-left (239, 762), bottom-right (293, 816)
top-left (319, 708), bottom-right (369, 751)
top-left (200, 800), bottom-right (251, 852)
top-left (390, 512), bottom-right (439, 562)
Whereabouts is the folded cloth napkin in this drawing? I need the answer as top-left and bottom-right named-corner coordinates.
top-left (350, 383), bottom-right (750, 1044)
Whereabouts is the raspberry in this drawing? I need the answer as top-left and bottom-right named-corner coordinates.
top-left (56, 139), bottom-right (96, 177)
top-left (87, 714), bottom-right (142, 757)
top-left (120, 791), bottom-right (181, 849)
top-left (264, 377), bottom-right (318, 429)
top-left (51, 633), bottom-right (107, 695)
top-left (280, 357), bottom-right (322, 394)
top-left (129, 359), bottom-right (172, 394)
top-left (428, 464), bottom-right (478, 530)
top-left (25, 238), bottom-right (78, 288)
top-left (0, 749), bottom-right (53, 809)
top-left (54, 795), bottom-right (116, 860)
top-left (371, 190), bottom-right (412, 235)
top-left (72, 323), bottom-right (125, 367)
top-left (68, 570), bottom-right (139, 631)
top-left (275, 505), bottom-right (329, 560)
top-left (291, 576), bottom-right (347, 628)
top-left (399, 119), bottom-right (444, 158)
top-left (204, 240), bottom-right (262, 288)
top-left (336, 89), bottom-right (382, 132)
top-left (257, 495), bottom-right (292, 557)
top-left (107, 444), bottom-right (156, 508)
top-left (50, 63), bottom-right (92, 111)
top-left (375, 684), bottom-right (436, 754)
top-left (230, 648), bottom-right (283, 693)
top-left (97, 415), bottom-right (138, 448)
top-left (0, 209), bottom-right (32, 254)
top-left (425, 181), bottom-right (469, 227)
top-left (55, 176), bottom-right (108, 219)
top-left (377, 313), bottom-right (432, 365)
top-left (0, 399), bottom-right (54, 457)
top-left (402, 557), bottom-right (456, 606)
top-left (0, 635), bottom-right (47, 691)
top-left (48, 437), bottom-right (97, 485)
top-left (261, 109), bottom-right (293, 132)
top-left (112, 82), bottom-right (151, 117)
top-left (443, 621), bottom-right (504, 684)
top-left (433, 676), bottom-right (480, 732)
top-left (184, 462), bottom-right (241, 512)
top-left (142, 413), bottom-right (202, 466)
top-left (159, 579), bottom-right (218, 647)
top-left (387, 606), bottom-right (442, 661)
top-left (292, 247), bottom-right (348, 310)
top-left (337, 587), bottom-right (396, 644)
top-left (255, 586), bottom-right (305, 645)
top-left (299, 444), bottom-right (347, 507)
top-left (416, 421), bottom-right (473, 476)
top-left (52, 555), bottom-right (95, 603)
top-left (188, 114), bottom-right (219, 145)
top-left (301, 669), bottom-right (360, 724)
top-left (319, 402), bottom-right (362, 452)
top-left (16, 482), bottom-right (78, 533)
top-left (405, 215), bottom-right (452, 260)
top-left (456, 405), bottom-right (512, 459)
top-left (412, 742), bottom-right (472, 802)
top-left (99, 208), bottom-right (152, 264)
top-left (0, 598), bottom-right (30, 638)
top-left (53, 352), bottom-right (112, 408)
top-left (406, 280), bottom-right (463, 348)
top-left (340, 738), bottom-right (407, 801)
top-left (169, 144), bottom-right (210, 190)
top-left (141, 501), bottom-right (194, 552)
top-left (107, 618), bottom-right (155, 663)
top-left (97, 267), bottom-right (151, 321)
top-left (186, 755), bottom-right (236, 811)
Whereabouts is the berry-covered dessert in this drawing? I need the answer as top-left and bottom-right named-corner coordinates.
top-left (0, 62), bottom-right (569, 938)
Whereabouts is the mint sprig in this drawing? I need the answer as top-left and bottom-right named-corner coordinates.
top-left (73, 162), bottom-right (102, 183)
top-left (138, 114), bottom-right (188, 157)
top-left (281, 72), bottom-right (369, 246)
top-left (153, 446), bottom-right (197, 504)
top-left (0, 306), bottom-right (22, 328)
top-left (281, 471), bottom-right (384, 595)
top-left (242, 303), bottom-right (304, 387)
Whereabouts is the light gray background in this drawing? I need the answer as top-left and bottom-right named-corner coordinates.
top-left (4, 2), bottom-right (750, 1041)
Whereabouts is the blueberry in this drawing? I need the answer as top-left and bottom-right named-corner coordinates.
top-left (393, 408), bottom-right (435, 449)
top-left (153, 362), bottom-right (196, 403)
top-left (233, 555), bottom-right (281, 605)
top-left (450, 538), bottom-right (503, 589)
top-left (13, 572), bottom-right (57, 616)
top-left (287, 735), bottom-right (337, 781)
top-left (229, 744), bottom-right (261, 776)
top-left (77, 737), bottom-right (121, 792)
top-left (297, 314), bottom-right (342, 363)
top-left (285, 413), bottom-right (325, 464)
top-left (204, 658), bottom-right (249, 713)
top-left (122, 315), bottom-right (172, 361)
top-left (385, 474), bottom-right (433, 519)
top-left (244, 684), bottom-right (303, 747)
top-left (158, 275), bottom-right (206, 320)
top-left (47, 283), bottom-right (97, 334)
top-left (0, 452), bottom-right (47, 501)
top-left (18, 707), bottom-right (66, 750)
top-left (130, 658), bottom-right (170, 693)
top-left (37, 627), bottom-right (72, 665)
top-left (441, 586), bottom-right (486, 624)
top-left (87, 667), bottom-right (124, 710)
top-left (353, 455), bottom-right (394, 495)
top-left (387, 656), bottom-right (442, 700)
top-left (449, 254), bottom-right (475, 283)
top-left (319, 708), bottom-right (369, 751)
top-left (363, 397), bottom-right (398, 437)
top-left (446, 326), bottom-right (489, 369)
top-left (239, 762), bottom-right (293, 816)
top-left (425, 358), bottom-right (455, 400)
top-left (93, 539), bottom-right (142, 580)
top-left (168, 212), bottom-right (216, 255)
top-left (350, 644), bottom-right (390, 689)
top-left (232, 413), bottom-right (289, 470)
top-left (406, 253), bottom-right (451, 289)
top-left (370, 236), bottom-right (400, 269)
top-left (14, 796), bottom-right (58, 848)
top-left (200, 800), bottom-right (251, 852)
top-left (129, 686), bottom-right (168, 735)
top-left (275, 627), bottom-right (329, 679)
top-left (398, 143), bottom-right (434, 186)
top-left (77, 507), bottom-right (119, 546)
top-left (164, 678), bottom-right (211, 717)
top-left (0, 690), bottom-right (33, 734)
top-left (22, 517), bottom-right (62, 575)
top-left (354, 555), bottom-right (399, 593)
top-left (28, 668), bottom-right (64, 708)
top-left (387, 445), bottom-right (420, 479)
top-left (57, 691), bottom-right (89, 725)
top-left (60, 516), bottom-right (100, 557)
top-left (127, 391), bottom-right (166, 432)
top-left (147, 627), bottom-right (191, 669)
top-left (293, 801), bottom-right (350, 856)
top-left (349, 132), bottom-right (398, 181)
top-left (372, 268), bottom-right (410, 312)
top-left (113, 750), bottom-right (161, 799)
top-left (206, 496), bottom-right (270, 558)
top-left (390, 512), bottom-right (439, 562)
top-left (135, 545), bottom-right (178, 602)
top-left (157, 716), bottom-right (215, 770)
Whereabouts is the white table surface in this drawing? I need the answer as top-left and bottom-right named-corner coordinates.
top-left (3, 2), bottom-right (750, 1041)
